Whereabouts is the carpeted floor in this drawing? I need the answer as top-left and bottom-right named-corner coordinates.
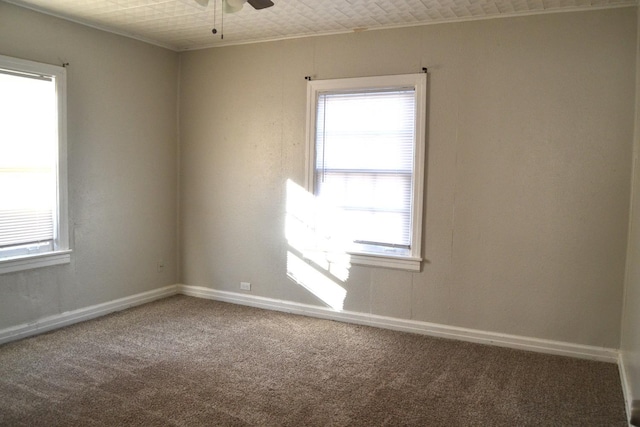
top-left (0, 295), bottom-right (628, 426)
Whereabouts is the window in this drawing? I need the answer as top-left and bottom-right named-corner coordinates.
top-left (0, 54), bottom-right (70, 274)
top-left (306, 73), bottom-right (426, 271)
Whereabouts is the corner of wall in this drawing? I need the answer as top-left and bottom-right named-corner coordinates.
top-left (618, 5), bottom-right (640, 423)
top-left (176, 52), bottom-right (183, 284)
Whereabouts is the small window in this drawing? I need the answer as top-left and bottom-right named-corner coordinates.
top-left (305, 74), bottom-right (426, 271)
top-left (0, 54), bottom-right (70, 274)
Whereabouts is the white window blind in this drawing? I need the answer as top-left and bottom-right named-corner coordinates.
top-left (314, 88), bottom-right (416, 250)
top-left (0, 67), bottom-right (58, 254)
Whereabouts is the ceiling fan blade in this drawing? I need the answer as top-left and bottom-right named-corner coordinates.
top-left (247, 0), bottom-right (274, 10)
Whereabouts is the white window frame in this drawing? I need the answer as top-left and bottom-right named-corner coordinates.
top-left (0, 54), bottom-right (71, 275)
top-left (305, 73), bottom-right (426, 271)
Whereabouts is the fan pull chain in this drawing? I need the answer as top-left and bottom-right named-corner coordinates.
top-left (211, 0), bottom-right (218, 36)
top-left (211, 0), bottom-right (223, 39)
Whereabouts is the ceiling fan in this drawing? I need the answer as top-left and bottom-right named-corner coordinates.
top-left (194, 0), bottom-right (274, 13)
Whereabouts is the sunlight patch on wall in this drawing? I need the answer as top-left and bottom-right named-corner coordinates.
top-left (285, 179), bottom-right (352, 281)
top-left (285, 179), bottom-right (351, 310)
top-left (286, 251), bottom-right (347, 311)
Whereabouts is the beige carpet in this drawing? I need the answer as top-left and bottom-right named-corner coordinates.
top-left (0, 295), bottom-right (627, 426)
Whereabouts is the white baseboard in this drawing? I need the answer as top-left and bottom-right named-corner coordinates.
top-left (0, 283), bottom-right (619, 365)
top-left (0, 284), bottom-right (179, 345)
top-left (178, 284), bottom-right (619, 363)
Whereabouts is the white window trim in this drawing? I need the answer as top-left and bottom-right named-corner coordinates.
top-left (0, 250), bottom-right (72, 275)
top-left (0, 54), bottom-right (71, 275)
top-left (305, 73), bottom-right (426, 271)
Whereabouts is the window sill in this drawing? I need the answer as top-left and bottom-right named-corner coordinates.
top-left (0, 250), bottom-right (72, 275)
top-left (349, 252), bottom-right (421, 271)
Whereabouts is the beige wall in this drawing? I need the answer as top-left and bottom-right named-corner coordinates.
top-left (621, 5), bottom-right (640, 413)
top-left (180, 8), bottom-right (636, 348)
top-left (0, 3), bottom-right (179, 328)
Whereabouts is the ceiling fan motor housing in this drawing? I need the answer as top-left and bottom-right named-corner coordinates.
top-left (224, 0), bottom-right (246, 13)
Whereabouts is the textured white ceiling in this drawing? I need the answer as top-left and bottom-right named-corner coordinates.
top-left (4, 0), bottom-right (637, 51)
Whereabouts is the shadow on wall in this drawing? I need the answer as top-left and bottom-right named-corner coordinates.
top-left (285, 179), bottom-right (350, 311)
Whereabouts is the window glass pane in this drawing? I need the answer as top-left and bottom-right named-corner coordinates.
top-left (315, 89), bottom-right (415, 249)
top-left (345, 210), bottom-right (409, 247)
top-left (0, 70), bottom-right (57, 249)
top-left (316, 90), bottom-right (415, 171)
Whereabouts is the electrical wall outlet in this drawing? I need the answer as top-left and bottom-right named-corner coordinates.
top-left (240, 282), bottom-right (251, 291)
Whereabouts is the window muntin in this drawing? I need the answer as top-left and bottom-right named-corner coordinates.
top-left (306, 74), bottom-right (426, 270)
top-left (0, 54), bottom-right (70, 274)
